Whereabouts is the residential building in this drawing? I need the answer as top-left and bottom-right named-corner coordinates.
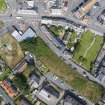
top-left (74, 0), bottom-right (96, 19)
top-left (47, 0), bottom-right (63, 9)
top-left (1, 79), bottom-right (18, 98)
top-left (20, 97), bottom-right (32, 105)
top-left (59, 90), bottom-right (87, 105)
top-left (97, 9), bottom-right (105, 25)
top-left (25, 0), bottom-right (35, 8)
top-left (17, 0), bottom-right (38, 15)
top-left (0, 59), bottom-right (6, 74)
top-left (95, 55), bottom-right (105, 84)
top-left (51, 8), bottom-right (63, 16)
top-left (28, 73), bottom-right (41, 89)
top-left (33, 81), bottom-right (64, 105)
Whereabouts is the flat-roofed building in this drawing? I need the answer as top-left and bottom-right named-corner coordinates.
top-left (12, 27), bottom-right (37, 42)
top-left (51, 8), bottom-right (63, 16)
top-left (33, 81), bottom-right (64, 105)
top-left (59, 90), bottom-right (87, 105)
top-left (28, 73), bottom-right (41, 89)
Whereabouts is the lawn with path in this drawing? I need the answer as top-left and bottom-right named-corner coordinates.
top-left (73, 31), bottom-right (103, 71)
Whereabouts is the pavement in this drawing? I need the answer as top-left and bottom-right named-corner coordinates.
top-left (0, 86), bottom-right (14, 105)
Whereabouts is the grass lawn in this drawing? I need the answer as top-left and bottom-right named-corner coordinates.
top-left (0, 0), bottom-right (7, 12)
top-left (0, 33), bottom-right (24, 68)
top-left (49, 25), bottom-right (65, 37)
top-left (20, 37), bottom-right (104, 103)
top-left (67, 31), bottom-right (77, 48)
top-left (73, 31), bottom-right (103, 71)
top-left (22, 65), bottom-right (32, 78)
top-left (0, 68), bottom-right (11, 81)
top-left (15, 98), bottom-right (20, 105)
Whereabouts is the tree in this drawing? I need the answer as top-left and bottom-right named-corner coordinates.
top-left (14, 74), bottom-right (29, 95)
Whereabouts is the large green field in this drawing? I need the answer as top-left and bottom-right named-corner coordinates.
top-left (0, 0), bottom-right (6, 12)
top-left (73, 31), bottom-right (103, 71)
top-left (20, 37), bottom-right (104, 103)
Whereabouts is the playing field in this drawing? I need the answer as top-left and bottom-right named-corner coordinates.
top-left (20, 37), bottom-right (103, 103)
top-left (0, 33), bottom-right (24, 68)
top-left (73, 31), bottom-right (103, 71)
top-left (0, 0), bottom-right (6, 12)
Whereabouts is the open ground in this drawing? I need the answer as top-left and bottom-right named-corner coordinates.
top-left (0, 33), bottom-right (24, 68)
top-left (20, 37), bottom-right (104, 103)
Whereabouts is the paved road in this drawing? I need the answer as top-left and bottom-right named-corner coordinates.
top-left (0, 86), bottom-right (14, 105)
top-left (67, 15), bottom-right (105, 35)
top-left (42, 15), bottom-right (105, 35)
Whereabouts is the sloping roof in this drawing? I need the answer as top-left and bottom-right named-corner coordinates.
top-left (1, 79), bottom-right (18, 97)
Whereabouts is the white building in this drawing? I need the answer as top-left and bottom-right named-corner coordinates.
top-left (28, 74), bottom-right (40, 89)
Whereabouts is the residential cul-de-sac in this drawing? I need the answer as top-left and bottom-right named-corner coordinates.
top-left (0, 0), bottom-right (105, 105)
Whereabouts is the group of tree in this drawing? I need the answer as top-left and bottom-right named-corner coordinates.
top-left (14, 73), bottom-right (29, 95)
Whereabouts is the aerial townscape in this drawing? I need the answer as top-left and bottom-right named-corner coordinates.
top-left (0, 0), bottom-right (105, 105)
